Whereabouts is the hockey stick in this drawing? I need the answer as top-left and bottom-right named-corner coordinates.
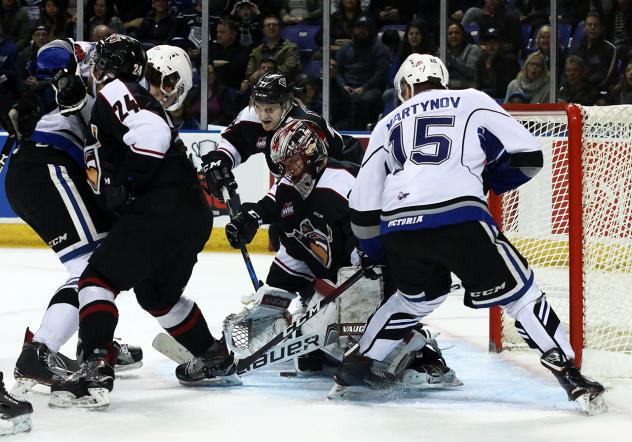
top-left (152, 330), bottom-right (322, 374)
top-left (152, 268), bottom-right (364, 375)
top-left (0, 110), bottom-right (17, 175)
top-left (221, 186), bottom-right (261, 291)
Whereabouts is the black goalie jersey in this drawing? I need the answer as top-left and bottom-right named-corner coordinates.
top-left (255, 159), bottom-right (359, 293)
top-left (86, 79), bottom-right (197, 199)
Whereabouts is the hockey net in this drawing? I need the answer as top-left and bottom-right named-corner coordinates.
top-left (489, 104), bottom-right (632, 378)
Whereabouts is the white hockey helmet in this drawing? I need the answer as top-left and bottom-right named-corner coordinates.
top-left (394, 53), bottom-right (449, 102)
top-left (146, 45), bottom-right (193, 111)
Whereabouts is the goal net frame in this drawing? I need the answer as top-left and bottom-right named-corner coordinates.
top-left (488, 103), bottom-right (632, 374)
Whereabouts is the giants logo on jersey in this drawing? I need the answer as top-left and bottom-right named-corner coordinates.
top-left (85, 125), bottom-right (102, 194)
top-left (285, 219), bottom-right (333, 268)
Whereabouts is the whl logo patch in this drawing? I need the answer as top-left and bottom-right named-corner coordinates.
top-left (281, 202), bottom-right (294, 217)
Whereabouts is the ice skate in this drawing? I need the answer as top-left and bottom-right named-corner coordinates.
top-left (0, 372), bottom-right (33, 436)
top-left (176, 337), bottom-right (242, 387)
top-left (49, 350), bottom-right (114, 409)
top-left (398, 336), bottom-right (462, 390)
top-left (12, 328), bottom-right (72, 395)
top-left (327, 354), bottom-right (401, 400)
top-left (77, 337), bottom-right (143, 372)
top-left (541, 348), bottom-right (607, 416)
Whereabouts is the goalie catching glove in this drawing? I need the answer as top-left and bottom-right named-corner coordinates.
top-left (226, 203), bottom-right (263, 248)
top-left (223, 284), bottom-right (295, 356)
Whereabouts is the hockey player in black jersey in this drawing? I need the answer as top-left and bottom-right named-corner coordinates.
top-left (0, 371), bottom-right (32, 436)
top-left (222, 119), bottom-right (461, 387)
top-left (49, 35), bottom-right (238, 409)
top-left (3, 40), bottom-right (143, 398)
top-left (200, 72), bottom-right (362, 201)
top-left (335, 54), bottom-right (606, 414)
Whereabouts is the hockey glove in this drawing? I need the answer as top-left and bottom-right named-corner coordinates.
top-left (52, 70), bottom-right (87, 116)
top-left (226, 203), bottom-right (263, 248)
top-left (8, 98), bottom-right (40, 139)
top-left (103, 176), bottom-right (135, 216)
top-left (201, 150), bottom-right (236, 199)
top-left (358, 249), bottom-right (386, 280)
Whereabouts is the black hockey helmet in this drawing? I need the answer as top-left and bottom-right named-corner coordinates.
top-left (250, 73), bottom-right (292, 105)
top-left (91, 34), bottom-right (147, 84)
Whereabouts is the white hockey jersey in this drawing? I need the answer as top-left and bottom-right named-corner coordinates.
top-left (349, 88), bottom-right (542, 258)
top-left (29, 40), bottom-right (97, 167)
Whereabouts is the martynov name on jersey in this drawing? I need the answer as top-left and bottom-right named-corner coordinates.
top-left (386, 96), bottom-right (461, 131)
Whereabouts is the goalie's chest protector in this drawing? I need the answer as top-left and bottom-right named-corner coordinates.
top-left (276, 161), bottom-right (357, 281)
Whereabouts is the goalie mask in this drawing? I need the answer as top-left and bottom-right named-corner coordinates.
top-left (146, 45), bottom-right (193, 111)
top-left (270, 119), bottom-right (328, 199)
top-left (395, 53), bottom-right (449, 102)
top-left (91, 34), bottom-right (147, 84)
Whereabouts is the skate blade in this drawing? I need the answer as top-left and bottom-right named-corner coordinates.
top-left (0, 414), bottom-right (32, 436)
top-left (10, 378), bottom-right (41, 397)
top-left (114, 360), bottom-right (143, 373)
top-left (400, 369), bottom-right (464, 390)
top-left (576, 392), bottom-right (608, 416)
top-left (49, 388), bottom-right (110, 409)
top-left (178, 374), bottom-right (242, 387)
top-left (327, 383), bottom-right (403, 401)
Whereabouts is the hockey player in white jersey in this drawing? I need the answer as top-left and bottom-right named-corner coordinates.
top-left (331, 54), bottom-right (607, 415)
top-left (6, 39), bottom-right (143, 398)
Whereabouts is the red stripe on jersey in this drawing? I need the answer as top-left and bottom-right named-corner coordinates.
top-left (217, 147), bottom-right (236, 167)
top-left (80, 302), bottom-right (119, 321)
top-left (274, 257), bottom-right (314, 281)
top-left (132, 144), bottom-right (166, 157)
top-left (169, 306), bottom-right (201, 337)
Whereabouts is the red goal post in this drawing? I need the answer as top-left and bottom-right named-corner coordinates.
top-left (488, 103), bottom-right (632, 376)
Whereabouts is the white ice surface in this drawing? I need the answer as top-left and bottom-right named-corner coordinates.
top-left (1, 248), bottom-right (632, 442)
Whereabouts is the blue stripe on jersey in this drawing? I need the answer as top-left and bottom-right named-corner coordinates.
top-left (54, 165), bottom-right (94, 244)
top-left (380, 205), bottom-right (495, 234)
top-left (31, 131), bottom-right (85, 168)
top-left (59, 240), bottom-right (102, 263)
top-left (478, 127), bottom-right (506, 163)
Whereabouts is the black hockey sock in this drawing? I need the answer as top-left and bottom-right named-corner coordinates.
top-left (163, 303), bottom-right (214, 357)
top-left (77, 271), bottom-right (120, 362)
top-left (78, 300), bottom-right (118, 362)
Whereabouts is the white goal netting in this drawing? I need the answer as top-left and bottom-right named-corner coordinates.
top-left (496, 105), bottom-right (632, 377)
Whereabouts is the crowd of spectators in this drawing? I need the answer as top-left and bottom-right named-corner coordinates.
top-left (2, 0), bottom-right (632, 131)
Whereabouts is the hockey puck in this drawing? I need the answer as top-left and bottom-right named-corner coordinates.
top-left (280, 371), bottom-right (297, 378)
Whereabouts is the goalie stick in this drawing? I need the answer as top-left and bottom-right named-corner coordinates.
top-left (153, 331), bottom-right (322, 374)
top-left (221, 186), bottom-right (262, 291)
top-left (153, 268), bottom-right (364, 374)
